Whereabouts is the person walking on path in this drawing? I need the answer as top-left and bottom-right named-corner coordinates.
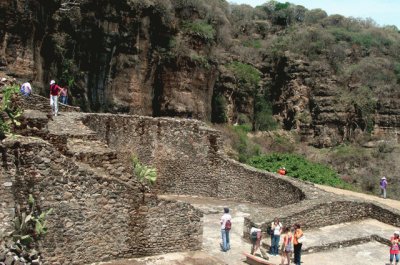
top-left (280, 227), bottom-right (293, 265)
top-left (59, 86), bottom-right (68, 105)
top-left (20, 80), bottom-right (32, 96)
top-left (220, 207), bottom-right (232, 252)
top-left (380, 176), bottom-right (388, 199)
top-left (49, 80), bottom-right (62, 116)
top-left (270, 217), bottom-right (283, 256)
top-left (250, 227), bottom-right (269, 260)
top-left (390, 231), bottom-right (400, 265)
top-left (293, 223), bottom-right (304, 265)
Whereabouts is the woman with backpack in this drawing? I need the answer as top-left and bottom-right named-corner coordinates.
top-left (220, 207), bottom-right (232, 252)
top-left (280, 226), bottom-right (293, 265)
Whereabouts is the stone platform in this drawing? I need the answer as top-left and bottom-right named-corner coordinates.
top-left (93, 196), bottom-right (395, 265)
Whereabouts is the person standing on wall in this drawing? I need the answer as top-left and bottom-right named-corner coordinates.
top-left (59, 86), bottom-right (68, 105)
top-left (380, 176), bottom-right (388, 199)
top-left (293, 223), bottom-right (304, 265)
top-left (49, 80), bottom-right (62, 116)
top-left (220, 207), bottom-right (232, 252)
top-left (270, 217), bottom-right (283, 256)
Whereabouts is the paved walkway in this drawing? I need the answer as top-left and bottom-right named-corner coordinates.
top-left (94, 195), bottom-right (397, 265)
top-left (301, 219), bottom-right (395, 251)
top-left (316, 184), bottom-right (400, 209)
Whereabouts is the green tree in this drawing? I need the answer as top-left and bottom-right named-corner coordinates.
top-left (212, 94), bottom-right (227, 123)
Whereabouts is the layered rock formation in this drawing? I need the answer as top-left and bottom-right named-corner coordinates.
top-left (1, 0), bottom-right (399, 146)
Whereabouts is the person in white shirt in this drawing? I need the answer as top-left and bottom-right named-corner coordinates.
top-left (250, 227), bottom-right (270, 259)
top-left (270, 217), bottom-right (283, 256)
top-left (220, 207), bottom-right (232, 252)
top-left (20, 80), bottom-right (32, 96)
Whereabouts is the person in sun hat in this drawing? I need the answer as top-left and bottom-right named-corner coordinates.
top-left (49, 80), bottom-right (62, 116)
top-left (390, 231), bottom-right (400, 265)
top-left (380, 176), bottom-right (388, 199)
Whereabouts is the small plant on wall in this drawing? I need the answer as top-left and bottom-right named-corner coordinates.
top-left (131, 155), bottom-right (157, 203)
top-left (0, 84), bottom-right (22, 140)
top-left (1, 194), bottom-right (52, 264)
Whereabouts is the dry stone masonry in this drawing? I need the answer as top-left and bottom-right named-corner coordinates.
top-left (2, 94), bottom-right (400, 264)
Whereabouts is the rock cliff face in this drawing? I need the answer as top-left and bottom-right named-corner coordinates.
top-left (0, 0), bottom-right (217, 120)
top-left (1, 0), bottom-right (399, 146)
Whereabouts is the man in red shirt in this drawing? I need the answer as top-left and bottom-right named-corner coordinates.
top-left (49, 80), bottom-right (62, 116)
top-left (278, 167), bottom-right (287, 175)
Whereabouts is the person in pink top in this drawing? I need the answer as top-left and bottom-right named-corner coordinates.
top-left (59, 86), bottom-right (68, 105)
top-left (390, 231), bottom-right (400, 265)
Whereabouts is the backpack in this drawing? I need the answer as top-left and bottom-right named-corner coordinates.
top-left (267, 225), bottom-right (273, 236)
top-left (250, 231), bottom-right (258, 242)
top-left (225, 220), bottom-right (231, 231)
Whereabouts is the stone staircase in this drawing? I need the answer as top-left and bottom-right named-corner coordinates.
top-left (19, 109), bottom-right (134, 185)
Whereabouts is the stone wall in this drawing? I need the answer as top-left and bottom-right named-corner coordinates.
top-left (1, 137), bottom-right (203, 264)
top-left (244, 200), bottom-right (400, 238)
top-left (0, 143), bottom-right (16, 240)
top-left (82, 114), bottom-right (305, 207)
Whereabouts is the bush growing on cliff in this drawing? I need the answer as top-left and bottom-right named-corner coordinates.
top-left (183, 21), bottom-right (216, 42)
top-left (254, 96), bottom-right (278, 131)
top-left (232, 124), bottom-right (261, 162)
top-left (0, 85), bottom-right (22, 140)
top-left (226, 61), bottom-right (261, 90)
top-left (248, 153), bottom-right (352, 189)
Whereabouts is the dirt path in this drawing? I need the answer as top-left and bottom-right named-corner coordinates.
top-left (315, 184), bottom-right (400, 209)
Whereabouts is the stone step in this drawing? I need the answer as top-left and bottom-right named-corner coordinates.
top-left (17, 109), bottom-right (49, 137)
top-left (262, 219), bottom-right (394, 254)
top-left (67, 138), bottom-right (118, 168)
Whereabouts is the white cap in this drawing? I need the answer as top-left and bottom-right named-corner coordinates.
top-left (382, 176), bottom-right (386, 179)
top-left (394, 231), bottom-right (399, 235)
top-left (50, 80), bottom-right (55, 85)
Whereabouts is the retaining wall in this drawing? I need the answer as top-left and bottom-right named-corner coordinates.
top-left (0, 138), bottom-right (202, 264)
top-left (82, 114), bottom-right (305, 207)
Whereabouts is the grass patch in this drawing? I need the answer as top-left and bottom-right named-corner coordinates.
top-left (248, 153), bottom-right (352, 189)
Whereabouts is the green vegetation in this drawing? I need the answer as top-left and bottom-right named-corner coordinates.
top-left (243, 39), bottom-right (262, 49)
top-left (0, 85), bottom-right (22, 140)
top-left (248, 153), bottom-right (352, 189)
top-left (226, 61), bottom-right (261, 89)
top-left (211, 94), bottom-right (227, 123)
top-left (2, 195), bottom-right (52, 262)
top-left (131, 155), bottom-right (158, 203)
top-left (190, 54), bottom-right (210, 68)
top-left (183, 21), bottom-right (216, 42)
top-left (232, 124), bottom-right (261, 162)
top-left (254, 96), bottom-right (278, 131)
